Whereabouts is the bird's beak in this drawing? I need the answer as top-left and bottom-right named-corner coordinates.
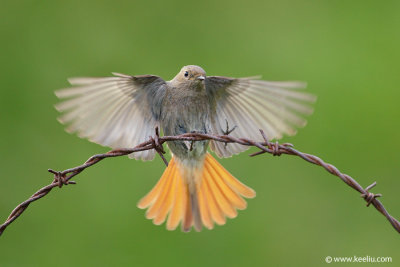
top-left (197, 75), bottom-right (205, 81)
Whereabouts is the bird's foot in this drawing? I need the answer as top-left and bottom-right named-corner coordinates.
top-left (222, 119), bottom-right (237, 136)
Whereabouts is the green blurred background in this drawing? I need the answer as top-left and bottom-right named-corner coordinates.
top-left (1, 0), bottom-right (399, 266)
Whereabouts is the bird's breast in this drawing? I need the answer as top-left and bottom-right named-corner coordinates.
top-left (160, 88), bottom-right (211, 160)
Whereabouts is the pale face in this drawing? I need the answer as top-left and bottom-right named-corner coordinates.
top-left (176, 65), bottom-right (206, 83)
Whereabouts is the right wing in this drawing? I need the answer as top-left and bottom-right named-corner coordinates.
top-left (55, 73), bottom-right (166, 161)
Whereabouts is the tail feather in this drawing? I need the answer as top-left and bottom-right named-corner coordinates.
top-left (145, 163), bottom-right (176, 220)
top-left (197, 182), bottom-right (214, 229)
top-left (166, 170), bottom-right (184, 230)
top-left (137, 153), bottom-right (256, 231)
top-left (207, 155), bottom-right (256, 199)
top-left (182, 189), bottom-right (194, 232)
top-left (137, 162), bottom-right (170, 209)
top-left (202, 175), bottom-right (226, 225)
top-left (189, 193), bottom-right (202, 232)
top-left (204, 165), bottom-right (237, 219)
top-left (205, 163), bottom-right (246, 210)
top-left (153, 173), bottom-right (177, 225)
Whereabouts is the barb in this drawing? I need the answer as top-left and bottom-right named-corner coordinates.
top-left (1, 127), bottom-right (399, 236)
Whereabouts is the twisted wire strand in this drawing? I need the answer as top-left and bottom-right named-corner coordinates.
top-left (1, 128), bottom-right (399, 236)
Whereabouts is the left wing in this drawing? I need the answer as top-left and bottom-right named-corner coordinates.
top-left (205, 76), bottom-right (316, 158)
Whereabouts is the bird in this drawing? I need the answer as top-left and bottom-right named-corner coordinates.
top-left (55, 65), bottom-right (316, 232)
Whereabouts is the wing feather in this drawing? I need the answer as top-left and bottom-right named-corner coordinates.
top-left (206, 76), bottom-right (315, 158)
top-left (55, 73), bottom-right (166, 161)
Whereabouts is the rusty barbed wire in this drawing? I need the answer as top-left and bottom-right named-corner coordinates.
top-left (0, 127), bottom-right (399, 236)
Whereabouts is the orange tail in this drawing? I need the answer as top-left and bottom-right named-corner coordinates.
top-left (137, 153), bottom-right (256, 232)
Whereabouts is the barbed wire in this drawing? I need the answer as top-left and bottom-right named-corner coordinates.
top-left (1, 127), bottom-right (399, 236)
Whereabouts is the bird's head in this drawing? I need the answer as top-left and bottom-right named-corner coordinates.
top-left (172, 65), bottom-right (206, 87)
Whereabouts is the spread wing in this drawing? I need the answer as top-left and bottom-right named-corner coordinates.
top-left (205, 76), bottom-right (316, 158)
top-left (55, 73), bottom-right (166, 161)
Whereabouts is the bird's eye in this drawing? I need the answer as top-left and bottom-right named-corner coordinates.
top-left (184, 71), bottom-right (189, 77)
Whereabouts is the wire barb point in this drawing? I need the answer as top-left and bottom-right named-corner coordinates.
top-left (361, 182), bottom-right (382, 207)
top-left (48, 169), bottom-right (70, 188)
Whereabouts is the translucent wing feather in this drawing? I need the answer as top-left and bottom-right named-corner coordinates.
top-left (206, 76), bottom-right (316, 158)
top-left (55, 73), bottom-right (166, 160)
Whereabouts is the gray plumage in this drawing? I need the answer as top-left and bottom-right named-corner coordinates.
top-left (55, 65), bottom-right (315, 161)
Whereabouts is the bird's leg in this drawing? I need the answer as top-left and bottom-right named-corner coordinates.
top-left (152, 126), bottom-right (168, 166)
top-left (222, 119), bottom-right (237, 136)
top-left (222, 120), bottom-right (237, 148)
top-left (188, 130), bottom-right (199, 151)
top-left (189, 142), bottom-right (194, 151)
top-left (182, 131), bottom-right (198, 151)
